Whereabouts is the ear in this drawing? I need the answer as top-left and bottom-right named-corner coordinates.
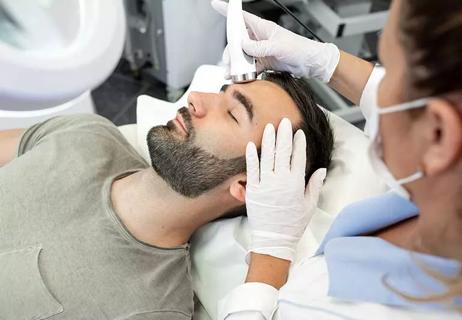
top-left (229, 173), bottom-right (247, 203)
top-left (422, 99), bottom-right (462, 176)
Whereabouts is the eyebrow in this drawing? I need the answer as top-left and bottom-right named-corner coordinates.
top-left (220, 84), bottom-right (254, 121)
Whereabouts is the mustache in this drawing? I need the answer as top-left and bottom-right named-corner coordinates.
top-left (177, 106), bottom-right (194, 138)
top-left (164, 106), bottom-right (194, 139)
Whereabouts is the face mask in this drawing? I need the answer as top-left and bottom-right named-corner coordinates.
top-left (367, 86), bottom-right (430, 199)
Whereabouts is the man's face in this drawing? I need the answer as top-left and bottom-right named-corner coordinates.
top-left (147, 80), bottom-right (302, 197)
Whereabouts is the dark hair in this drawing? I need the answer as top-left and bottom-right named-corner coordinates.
top-left (262, 71), bottom-right (334, 185)
top-left (399, 1), bottom-right (462, 100)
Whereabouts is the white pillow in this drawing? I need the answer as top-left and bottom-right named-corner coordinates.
top-left (129, 65), bottom-right (387, 320)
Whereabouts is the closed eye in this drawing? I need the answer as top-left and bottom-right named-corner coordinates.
top-left (228, 111), bottom-right (238, 123)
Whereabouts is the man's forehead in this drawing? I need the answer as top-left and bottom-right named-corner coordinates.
top-left (235, 80), bottom-right (293, 107)
top-left (234, 80), bottom-right (301, 124)
top-left (234, 79), bottom-right (286, 94)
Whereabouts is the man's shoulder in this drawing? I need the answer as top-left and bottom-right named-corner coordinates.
top-left (17, 113), bottom-right (146, 167)
top-left (55, 114), bottom-right (144, 163)
top-left (70, 113), bottom-right (114, 126)
top-left (37, 113), bottom-right (128, 146)
top-left (51, 113), bottom-right (117, 132)
top-left (24, 114), bottom-right (118, 141)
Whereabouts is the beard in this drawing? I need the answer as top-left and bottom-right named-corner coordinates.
top-left (146, 107), bottom-right (246, 198)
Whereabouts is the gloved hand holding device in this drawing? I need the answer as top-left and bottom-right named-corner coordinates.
top-left (245, 118), bottom-right (326, 262)
top-left (211, 0), bottom-right (340, 82)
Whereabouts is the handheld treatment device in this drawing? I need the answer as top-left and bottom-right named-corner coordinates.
top-left (227, 0), bottom-right (257, 83)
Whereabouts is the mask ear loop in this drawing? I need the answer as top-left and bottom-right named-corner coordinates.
top-left (396, 170), bottom-right (424, 185)
top-left (378, 98), bottom-right (430, 187)
top-left (378, 98), bottom-right (432, 114)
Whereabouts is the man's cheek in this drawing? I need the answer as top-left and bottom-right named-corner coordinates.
top-left (195, 130), bottom-right (245, 159)
top-left (194, 130), bottom-right (222, 154)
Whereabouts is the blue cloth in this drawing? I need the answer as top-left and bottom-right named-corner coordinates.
top-left (316, 192), bottom-right (461, 310)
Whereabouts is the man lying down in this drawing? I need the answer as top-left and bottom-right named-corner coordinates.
top-left (0, 71), bottom-right (334, 319)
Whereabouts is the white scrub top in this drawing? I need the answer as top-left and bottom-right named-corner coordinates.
top-left (217, 67), bottom-right (462, 320)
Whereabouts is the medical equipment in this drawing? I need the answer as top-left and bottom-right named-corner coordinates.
top-left (0, 0), bottom-right (126, 129)
top-left (0, 0), bottom-right (125, 110)
top-left (227, 0), bottom-right (257, 83)
top-left (229, 0), bottom-right (389, 123)
top-left (226, 0), bottom-right (324, 84)
top-left (212, 0), bottom-right (339, 82)
top-left (123, 0), bottom-right (225, 101)
top-left (271, 0), bottom-right (324, 42)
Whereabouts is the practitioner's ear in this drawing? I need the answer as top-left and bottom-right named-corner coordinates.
top-left (229, 173), bottom-right (246, 203)
top-left (421, 98), bottom-right (462, 175)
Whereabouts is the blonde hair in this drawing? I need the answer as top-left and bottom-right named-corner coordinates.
top-left (384, 257), bottom-right (462, 311)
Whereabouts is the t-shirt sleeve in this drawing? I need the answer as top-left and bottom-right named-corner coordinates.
top-left (17, 114), bottom-right (120, 156)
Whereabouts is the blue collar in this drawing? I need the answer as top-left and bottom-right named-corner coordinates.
top-left (316, 192), bottom-right (461, 310)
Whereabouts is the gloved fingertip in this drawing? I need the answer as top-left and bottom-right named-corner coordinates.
top-left (246, 141), bottom-right (257, 154)
top-left (320, 168), bottom-right (327, 180)
top-left (306, 169), bottom-right (327, 198)
top-left (264, 123), bottom-right (275, 134)
top-left (294, 129), bottom-right (306, 139)
top-left (293, 129), bottom-right (307, 146)
top-left (291, 130), bottom-right (307, 172)
top-left (261, 124), bottom-right (276, 164)
top-left (315, 168), bottom-right (327, 185)
top-left (279, 117), bottom-right (292, 129)
top-left (276, 118), bottom-right (293, 146)
top-left (246, 142), bottom-right (260, 185)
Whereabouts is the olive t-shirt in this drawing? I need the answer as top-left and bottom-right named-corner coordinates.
top-left (0, 114), bottom-right (193, 320)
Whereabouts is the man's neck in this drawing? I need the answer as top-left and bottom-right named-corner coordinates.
top-left (110, 169), bottom-right (230, 248)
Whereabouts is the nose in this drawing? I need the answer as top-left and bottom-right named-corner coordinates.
top-left (188, 91), bottom-right (221, 119)
top-left (187, 91), bottom-right (207, 118)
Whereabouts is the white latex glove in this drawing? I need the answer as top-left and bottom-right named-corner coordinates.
top-left (211, 0), bottom-right (340, 82)
top-left (245, 118), bottom-right (326, 262)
